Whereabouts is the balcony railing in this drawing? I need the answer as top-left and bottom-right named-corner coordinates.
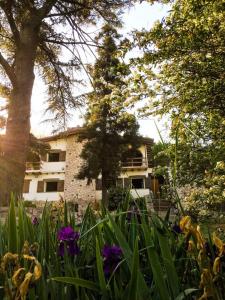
top-left (26, 162), bottom-right (41, 171)
top-left (121, 157), bottom-right (148, 169)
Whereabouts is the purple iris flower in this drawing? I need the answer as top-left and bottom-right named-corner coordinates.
top-left (102, 245), bottom-right (122, 277)
top-left (32, 217), bottom-right (39, 225)
top-left (58, 226), bottom-right (79, 241)
top-left (172, 224), bottom-right (182, 234)
top-left (57, 226), bottom-right (80, 256)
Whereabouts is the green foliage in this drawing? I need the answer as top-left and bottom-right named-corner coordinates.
top-left (182, 161), bottom-right (225, 222)
top-left (108, 187), bottom-right (131, 211)
top-left (133, 0), bottom-right (225, 186)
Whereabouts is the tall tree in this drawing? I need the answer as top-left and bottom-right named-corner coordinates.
top-left (0, 0), bottom-right (135, 204)
top-left (133, 0), bottom-right (225, 185)
top-left (77, 24), bottom-right (140, 206)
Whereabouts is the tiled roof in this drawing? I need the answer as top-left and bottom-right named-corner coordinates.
top-left (40, 127), bottom-right (84, 142)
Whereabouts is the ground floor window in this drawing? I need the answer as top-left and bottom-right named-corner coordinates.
top-left (46, 181), bottom-right (58, 192)
top-left (131, 178), bottom-right (144, 189)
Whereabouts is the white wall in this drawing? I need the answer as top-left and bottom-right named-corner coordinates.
top-left (41, 161), bottom-right (65, 173)
top-left (47, 139), bottom-right (67, 151)
top-left (24, 172), bottom-right (65, 201)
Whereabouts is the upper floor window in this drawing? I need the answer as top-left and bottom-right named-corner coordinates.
top-left (48, 152), bottom-right (60, 162)
top-left (46, 150), bottom-right (66, 162)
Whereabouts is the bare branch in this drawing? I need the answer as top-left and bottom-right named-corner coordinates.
top-left (0, 51), bottom-right (16, 85)
top-left (44, 38), bottom-right (98, 48)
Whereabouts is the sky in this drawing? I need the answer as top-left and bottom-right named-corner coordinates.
top-left (31, 2), bottom-right (170, 142)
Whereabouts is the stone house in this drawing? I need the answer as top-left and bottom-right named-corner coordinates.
top-left (23, 127), bottom-right (156, 209)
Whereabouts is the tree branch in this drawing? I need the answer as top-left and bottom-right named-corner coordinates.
top-left (37, 0), bottom-right (58, 20)
top-left (0, 51), bottom-right (16, 85)
top-left (44, 38), bottom-right (98, 48)
top-left (0, 0), bottom-right (20, 46)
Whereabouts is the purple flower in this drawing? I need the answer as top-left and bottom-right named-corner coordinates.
top-left (32, 217), bottom-right (39, 225)
top-left (102, 245), bottom-right (122, 277)
top-left (172, 224), bottom-right (182, 234)
top-left (57, 226), bottom-right (79, 241)
top-left (57, 226), bottom-right (80, 256)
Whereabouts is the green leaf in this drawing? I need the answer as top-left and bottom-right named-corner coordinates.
top-left (127, 238), bottom-right (139, 300)
top-left (108, 213), bottom-right (151, 299)
top-left (8, 194), bottom-right (17, 253)
top-left (52, 277), bottom-right (100, 292)
top-left (156, 230), bottom-right (180, 298)
top-left (96, 237), bottom-right (107, 293)
top-left (17, 201), bottom-right (25, 251)
top-left (142, 223), bottom-right (170, 300)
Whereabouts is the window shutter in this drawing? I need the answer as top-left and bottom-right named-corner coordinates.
top-left (37, 181), bottom-right (44, 193)
top-left (145, 175), bottom-right (151, 189)
top-left (41, 153), bottom-right (47, 161)
top-left (124, 178), bottom-right (131, 188)
top-left (59, 151), bottom-right (66, 161)
top-left (57, 180), bottom-right (64, 192)
top-left (23, 180), bottom-right (30, 193)
top-left (96, 179), bottom-right (102, 190)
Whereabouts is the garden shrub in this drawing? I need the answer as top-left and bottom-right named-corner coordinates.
top-left (107, 186), bottom-right (131, 211)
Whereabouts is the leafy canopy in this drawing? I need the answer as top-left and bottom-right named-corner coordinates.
top-left (133, 0), bottom-right (225, 184)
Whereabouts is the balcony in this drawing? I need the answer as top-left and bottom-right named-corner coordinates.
top-left (26, 162), bottom-right (41, 173)
top-left (121, 157), bottom-right (148, 170)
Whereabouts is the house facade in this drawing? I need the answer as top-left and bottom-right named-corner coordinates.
top-left (23, 128), bottom-right (155, 208)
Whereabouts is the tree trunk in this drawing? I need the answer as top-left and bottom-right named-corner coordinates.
top-left (0, 25), bottom-right (39, 206)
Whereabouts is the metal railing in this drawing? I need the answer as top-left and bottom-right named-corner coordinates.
top-left (121, 157), bottom-right (148, 168)
top-left (26, 162), bottom-right (41, 170)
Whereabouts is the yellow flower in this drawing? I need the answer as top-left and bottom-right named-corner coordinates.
top-left (23, 254), bottom-right (35, 261)
top-left (198, 269), bottom-right (214, 300)
top-left (212, 232), bottom-right (225, 256)
top-left (22, 241), bottom-right (30, 255)
top-left (196, 226), bottom-right (205, 250)
top-left (188, 240), bottom-right (195, 252)
top-left (12, 268), bottom-right (25, 287)
top-left (1, 252), bottom-right (19, 271)
top-left (23, 254), bottom-right (42, 280)
top-left (180, 216), bottom-right (192, 233)
top-left (180, 216), bottom-right (205, 250)
top-left (19, 271), bottom-right (33, 298)
top-left (33, 260), bottom-right (42, 280)
top-left (213, 257), bottom-right (220, 274)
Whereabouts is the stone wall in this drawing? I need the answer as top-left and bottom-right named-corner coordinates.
top-left (64, 135), bottom-right (96, 213)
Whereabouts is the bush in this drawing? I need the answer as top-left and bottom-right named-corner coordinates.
top-left (107, 186), bottom-right (131, 211)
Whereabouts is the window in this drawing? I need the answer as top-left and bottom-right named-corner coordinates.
top-left (23, 180), bottom-right (30, 193)
top-left (46, 181), bottom-right (58, 192)
top-left (48, 152), bottom-right (60, 162)
top-left (131, 178), bottom-right (144, 189)
top-left (37, 180), bottom-right (64, 192)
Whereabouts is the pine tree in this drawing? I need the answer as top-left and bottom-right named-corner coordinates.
top-left (77, 24), bottom-right (140, 206)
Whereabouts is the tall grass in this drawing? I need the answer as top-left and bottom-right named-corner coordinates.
top-left (0, 195), bottom-right (223, 299)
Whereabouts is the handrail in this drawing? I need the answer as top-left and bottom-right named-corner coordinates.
top-left (26, 162), bottom-right (41, 170)
top-left (121, 157), bottom-right (148, 168)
